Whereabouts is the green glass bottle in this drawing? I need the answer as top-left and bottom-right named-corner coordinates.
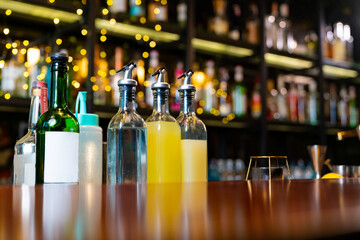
top-left (35, 52), bottom-right (80, 184)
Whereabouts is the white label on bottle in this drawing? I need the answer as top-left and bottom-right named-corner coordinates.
top-left (14, 153), bottom-right (36, 185)
top-left (44, 132), bottom-right (79, 183)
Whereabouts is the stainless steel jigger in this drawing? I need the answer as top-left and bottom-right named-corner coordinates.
top-left (307, 145), bottom-right (327, 179)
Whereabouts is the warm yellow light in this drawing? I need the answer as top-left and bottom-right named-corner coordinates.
top-left (49, 0), bottom-right (55, 3)
top-left (90, 76), bottom-right (96, 82)
top-left (20, 48), bottom-right (26, 55)
top-left (53, 18), bottom-right (60, 24)
top-left (135, 0), bottom-right (141, 5)
top-left (142, 51), bottom-right (149, 58)
top-left (5, 43), bottom-right (11, 49)
top-left (109, 18), bottom-right (116, 25)
top-left (222, 118), bottom-right (228, 124)
top-left (80, 49), bottom-right (87, 56)
top-left (109, 69), bottom-right (116, 76)
top-left (102, 8), bottom-right (109, 15)
top-left (4, 93), bottom-right (11, 100)
top-left (264, 53), bottom-right (313, 69)
top-left (73, 65), bottom-right (80, 72)
top-left (214, 110), bottom-right (220, 116)
top-left (137, 91), bottom-right (144, 98)
top-left (74, 82), bottom-right (80, 88)
top-left (144, 80), bottom-right (151, 87)
top-left (100, 28), bottom-right (107, 35)
top-left (199, 100), bottom-right (205, 106)
top-left (5, 9), bottom-right (12, 16)
top-left (23, 71), bottom-right (29, 77)
top-left (149, 41), bottom-right (156, 48)
top-left (3, 28), bottom-right (10, 35)
top-left (154, 7), bottom-right (160, 15)
top-left (45, 56), bottom-right (51, 63)
top-left (107, 0), bottom-right (113, 6)
top-left (56, 38), bottom-right (62, 45)
top-left (161, 0), bottom-right (167, 5)
top-left (140, 17), bottom-right (146, 24)
top-left (143, 35), bottom-right (149, 42)
top-left (92, 85), bottom-right (99, 91)
top-left (100, 51), bottom-right (107, 58)
top-left (12, 42), bottom-right (17, 48)
top-left (71, 80), bottom-right (77, 85)
top-left (24, 62), bottom-right (29, 68)
top-left (68, 56), bottom-right (73, 62)
top-left (76, 9), bottom-right (83, 15)
top-left (135, 33), bottom-right (142, 40)
top-left (81, 29), bottom-right (88, 36)
top-left (105, 85), bottom-right (111, 92)
top-left (100, 35), bottom-right (107, 42)
top-left (23, 84), bottom-right (29, 90)
top-left (192, 71), bottom-right (206, 86)
top-left (0, 60), bottom-right (4, 69)
top-left (12, 48), bottom-right (18, 55)
top-left (323, 65), bottom-right (358, 78)
top-left (23, 40), bottom-right (29, 46)
top-left (197, 108), bottom-right (203, 115)
top-left (45, 46), bottom-right (52, 52)
top-left (155, 24), bottom-right (161, 31)
top-left (137, 60), bottom-right (145, 84)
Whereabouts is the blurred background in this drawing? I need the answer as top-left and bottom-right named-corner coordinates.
top-left (1, 0), bottom-right (360, 183)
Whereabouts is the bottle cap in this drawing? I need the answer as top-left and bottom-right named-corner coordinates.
top-left (51, 51), bottom-right (68, 63)
top-left (117, 62), bottom-right (138, 86)
top-left (151, 67), bottom-right (170, 89)
top-left (75, 91), bottom-right (99, 126)
top-left (178, 70), bottom-right (196, 91)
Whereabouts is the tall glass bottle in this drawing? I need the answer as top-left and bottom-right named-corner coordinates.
top-left (177, 70), bottom-right (207, 182)
top-left (13, 81), bottom-right (48, 185)
top-left (146, 67), bottom-right (181, 183)
top-left (35, 52), bottom-right (79, 184)
top-left (107, 62), bottom-right (147, 184)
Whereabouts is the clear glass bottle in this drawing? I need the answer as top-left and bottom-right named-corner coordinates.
top-left (307, 82), bottom-right (318, 126)
top-left (107, 62), bottom-right (147, 184)
top-left (13, 81), bottom-right (48, 185)
top-left (35, 52), bottom-right (79, 184)
top-left (146, 67), bottom-right (181, 183)
top-left (232, 65), bottom-right (247, 117)
top-left (177, 70), bottom-right (207, 182)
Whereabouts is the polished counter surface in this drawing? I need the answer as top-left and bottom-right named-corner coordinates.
top-left (1, 179), bottom-right (360, 239)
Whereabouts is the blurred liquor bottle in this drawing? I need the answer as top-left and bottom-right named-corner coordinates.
top-left (245, 2), bottom-right (259, 44)
top-left (231, 65), bottom-right (247, 117)
top-left (307, 82), bottom-right (318, 126)
top-left (266, 79), bottom-right (278, 120)
top-left (288, 82), bottom-right (298, 122)
top-left (338, 85), bottom-right (348, 127)
top-left (203, 60), bottom-right (217, 113)
top-left (348, 86), bottom-right (357, 127)
top-left (208, 0), bottom-right (229, 36)
top-left (251, 77), bottom-right (261, 118)
top-left (170, 61), bottom-right (184, 111)
top-left (218, 67), bottom-right (231, 116)
top-left (265, 2), bottom-right (278, 49)
top-left (297, 84), bottom-right (306, 124)
top-left (148, 0), bottom-right (168, 22)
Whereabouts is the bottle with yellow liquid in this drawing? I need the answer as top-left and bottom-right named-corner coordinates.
top-left (146, 67), bottom-right (181, 183)
top-left (177, 70), bottom-right (207, 182)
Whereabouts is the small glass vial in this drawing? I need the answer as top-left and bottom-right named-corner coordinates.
top-left (13, 81), bottom-right (48, 185)
top-left (146, 67), bottom-right (181, 183)
top-left (107, 62), bottom-right (147, 184)
top-left (177, 70), bottom-right (207, 182)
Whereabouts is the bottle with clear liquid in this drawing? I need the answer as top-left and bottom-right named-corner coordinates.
top-left (177, 70), bottom-right (207, 182)
top-left (232, 65), bottom-right (247, 117)
top-left (146, 67), bottom-right (181, 183)
top-left (307, 82), bottom-right (318, 126)
top-left (338, 86), bottom-right (348, 127)
top-left (107, 62), bottom-right (147, 184)
top-left (35, 52), bottom-right (79, 184)
top-left (348, 86), bottom-right (357, 127)
top-left (13, 81), bottom-right (48, 185)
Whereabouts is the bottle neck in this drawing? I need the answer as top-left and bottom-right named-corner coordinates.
top-left (50, 62), bottom-right (68, 108)
top-left (119, 85), bottom-right (136, 111)
top-left (28, 86), bottom-right (48, 131)
top-left (153, 88), bottom-right (170, 113)
top-left (180, 90), bottom-right (196, 114)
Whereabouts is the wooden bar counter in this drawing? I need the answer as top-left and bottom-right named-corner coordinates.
top-left (1, 179), bottom-right (360, 239)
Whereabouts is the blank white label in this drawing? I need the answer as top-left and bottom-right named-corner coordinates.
top-left (44, 132), bottom-right (79, 183)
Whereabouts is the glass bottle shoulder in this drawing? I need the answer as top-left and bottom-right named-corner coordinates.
top-left (146, 111), bottom-right (178, 123)
top-left (177, 112), bottom-right (207, 140)
top-left (36, 107), bottom-right (79, 132)
top-left (108, 109), bottom-right (146, 130)
top-left (15, 131), bottom-right (36, 155)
